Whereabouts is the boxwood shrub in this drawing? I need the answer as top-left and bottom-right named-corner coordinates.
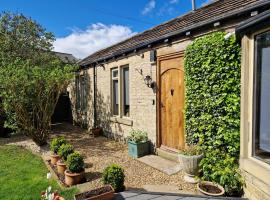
top-left (66, 152), bottom-right (84, 173)
top-left (102, 164), bottom-right (125, 192)
top-left (58, 143), bottom-right (74, 161)
top-left (50, 136), bottom-right (67, 154)
top-left (184, 32), bottom-right (244, 196)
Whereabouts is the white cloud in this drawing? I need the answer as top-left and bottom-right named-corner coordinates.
top-left (142, 0), bottom-right (156, 15)
top-left (169, 0), bottom-right (179, 4)
top-left (53, 23), bottom-right (136, 59)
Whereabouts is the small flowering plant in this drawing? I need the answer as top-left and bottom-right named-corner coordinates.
top-left (41, 173), bottom-right (63, 200)
top-left (41, 186), bottom-right (60, 200)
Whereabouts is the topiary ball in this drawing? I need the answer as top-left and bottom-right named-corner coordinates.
top-left (58, 143), bottom-right (74, 161)
top-left (50, 136), bottom-right (67, 154)
top-left (102, 164), bottom-right (125, 192)
top-left (66, 152), bottom-right (84, 173)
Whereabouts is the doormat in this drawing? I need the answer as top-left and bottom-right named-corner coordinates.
top-left (137, 155), bottom-right (182, 175)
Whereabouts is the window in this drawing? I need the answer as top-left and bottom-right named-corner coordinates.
top-left (122, 67), bottom-right (130, 117)
top-left (112, 68), bottom-right (119, 115)
top-left (75, 73), bottom-right (87, 112)
top-left (253, 31), bottom-right (270, 163)
top-left (111, 66), bottom-right (130, 117)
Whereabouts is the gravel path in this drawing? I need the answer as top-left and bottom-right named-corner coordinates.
top-left (0, 123), bottom-right (196, 193)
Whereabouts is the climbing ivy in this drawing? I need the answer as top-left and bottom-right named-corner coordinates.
top-left (184, 32), bottom-right (244, 196)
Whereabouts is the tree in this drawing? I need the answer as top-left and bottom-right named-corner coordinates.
top-left (0, 12), bottom-right (77, 145)
top-left (0, 59), bottom-right (76, 145)
top-left (0, 12), bottom-right (54, 66)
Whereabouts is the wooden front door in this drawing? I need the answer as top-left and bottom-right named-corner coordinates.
top-left (158, 53), bottom-right (185, 150)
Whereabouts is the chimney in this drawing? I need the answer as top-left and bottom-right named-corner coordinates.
top-left (192, 0), bottom-right (196, 11)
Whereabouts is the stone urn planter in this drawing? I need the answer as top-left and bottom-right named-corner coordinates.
top-left (178, 145), bottom-right (203, 183)
top-left (178, 154), bottom-right (203, 176)
top-left (64, 169), bottom-right (85, 186)
top-left (50, 154), bottom-right (60, 165)
top-left (197, 181), bottom-right (225, 196)
top-left (57, 160), bottom-right (67, 175)
top-left (74, 185), bottom-right (114, 200)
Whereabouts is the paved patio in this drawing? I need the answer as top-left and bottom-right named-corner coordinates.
top-left (114, 191), bottom-right (247, 200)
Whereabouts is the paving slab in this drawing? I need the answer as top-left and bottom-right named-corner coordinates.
top-left (138, 155), bottom-right (182, 175)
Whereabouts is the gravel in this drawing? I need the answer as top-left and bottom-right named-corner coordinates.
top-left (0, 123), bottom-right (196, 193)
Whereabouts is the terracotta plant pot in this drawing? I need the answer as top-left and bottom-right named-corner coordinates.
top-left (178, 154), bottom-right (203, 176)
top-left (91, 128), bottom-right (102, 137)
top-left (57, 160), bottom-right (67, 175)
top-left (197, 181), bottom-right (225, 196)
top-left (50, 154), bottom-right (60, 165)
top-left (74, 185), bottom-right (114, 200)
top-left (64, 169), bottom-right (85, 186)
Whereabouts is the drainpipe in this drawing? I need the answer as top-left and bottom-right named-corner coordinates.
top-left (93, 64), bottom-right (97, 128)
top-left (192, 0), bottom-right (196, 11)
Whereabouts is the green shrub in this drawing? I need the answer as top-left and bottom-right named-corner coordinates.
top-left (66, 152), bottom-right (84, 173)
top-left (58, 144), bottom-right (74, 161)
top-left (128, 129), bottom-right (148, 143)
top-left (179, 145), bottom-right (201, 156)
top-left (50, 137), bottom-right (67, 154)
top-left (184, 32), bottom-right (243, 196)
top-left (102, 164), bottom-right (125, 192)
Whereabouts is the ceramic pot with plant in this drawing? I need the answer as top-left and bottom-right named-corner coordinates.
top-left (102, 164), bottom-right (125, 193)
top-left (65, 152), bottom-right (85, 186)
top-left (127, 129), bottom-right (150, 158)
top-left (50, 137), bottom-right (67, 165)
top-left (178, 145), bottom-right (203, 183)
top-left (57, 143), bottom-right (74, 175)
top-left (197, 181), bottom-right (225, 196)
top-left (91, 127), bottom-right (103, 137)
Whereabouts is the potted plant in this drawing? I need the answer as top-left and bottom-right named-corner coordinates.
top-left (178, 145), bottom-right (203, 183)
top-left (74, 185), bottom-right (114, 200)
top-left (57, 143), bottom-right (74, 175)
top-left (91, 127), bottom-right (103, 137)
top-left (50, 137), bottom-right (67, 165)
top-left (127, 129), bottom-right (149, 158)
top-left (197, 181), bottom-right (225, 196)
top-left (102, 164), bottom-right (125, 192)
top-left (64, 152), bottom-right (85, 186)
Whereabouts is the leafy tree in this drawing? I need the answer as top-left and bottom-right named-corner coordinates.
top-left (0, 59), bottom-right (75, 145)
top-left (0, 12), bottom-right (77, 145)
top-left (0, 12), bottom-right (54, 66)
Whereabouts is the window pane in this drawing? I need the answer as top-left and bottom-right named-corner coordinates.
top-left (112, 70), bottom-right (118, 78)
top-left (113, 80), bottom-right (119, 115)
top-left (254, 31), bottom-right (270, 162)
top-left (123, 68), bottom-right (130, 117)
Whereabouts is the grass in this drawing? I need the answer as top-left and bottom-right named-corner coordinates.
top-left (0, 145), bottom-right (78, 200)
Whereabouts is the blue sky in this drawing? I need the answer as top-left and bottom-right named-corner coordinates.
top-left (0, 0), bottom-right (211, 58)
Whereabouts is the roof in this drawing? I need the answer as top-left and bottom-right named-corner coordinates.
top-left (54, 51), bottom-right (78, 64)
top-left (236, 9), bottom-right (270, 37)
top-left (79, 0), bottom-right (270, 66)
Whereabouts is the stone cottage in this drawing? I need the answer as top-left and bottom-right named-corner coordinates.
top-left (69, 0), bottom-right (270, 199)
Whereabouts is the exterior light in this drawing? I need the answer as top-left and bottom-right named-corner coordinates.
top-left (186, 31), bottom-right (191, 36)
top-left (214, 22), bottom-right (220, 27)
top-left (144, 75), bottom-right (155, 88)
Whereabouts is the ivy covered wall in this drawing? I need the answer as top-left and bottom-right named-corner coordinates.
top-left (184, 32), bottom-right (243, 196)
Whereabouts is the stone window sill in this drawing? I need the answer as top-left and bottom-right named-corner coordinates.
top-left (110, 117), bottom-right (133, 126)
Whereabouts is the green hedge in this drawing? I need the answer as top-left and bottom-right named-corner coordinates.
top-left (184, 32), bottom-right (243, 196)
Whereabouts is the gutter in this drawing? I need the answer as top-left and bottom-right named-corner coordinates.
top-left (80, 0), bottom-right (270, 67)
top-left (236, 9), bottom-right (270, 37)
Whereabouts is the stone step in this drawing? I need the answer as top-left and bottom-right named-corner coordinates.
top-left (156, 148), bottom-right (179, 162)
top-left (137, 155), bottom-right (181, 175)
